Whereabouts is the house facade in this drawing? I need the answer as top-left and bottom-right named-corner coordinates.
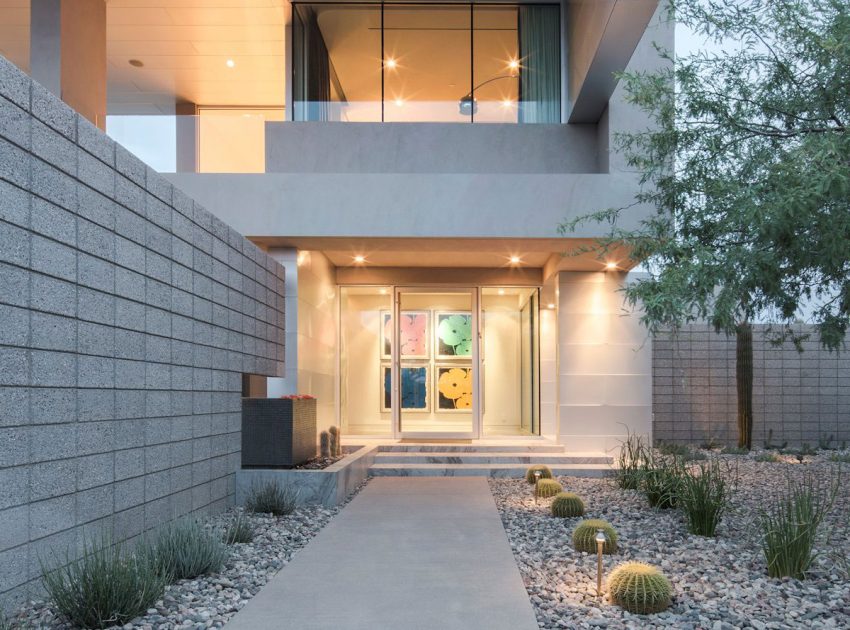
top-left (2, 0), bottom-right (669, 452)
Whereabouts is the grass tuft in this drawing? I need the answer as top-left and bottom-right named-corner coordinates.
top-left (678, 458), bottom-right (735, 536)
top-left (223, 512), bottom-right (255, 545)
top-left (143, 519), bottom-right (228, 581)
top-left (613, 430), bottom-right (648, 490)
top-left (245, 480), bottom-right (299, 516)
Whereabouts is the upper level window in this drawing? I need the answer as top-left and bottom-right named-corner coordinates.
top-left (292, 3), bottom-right (561, 123)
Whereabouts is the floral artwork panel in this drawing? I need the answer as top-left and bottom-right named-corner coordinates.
top-left (381, 364), bottom-right (429, 412)
top-left (435, 311), bottom-right (472, 358)
top-left (436, 366), bottom-right (473, 412)
top-left (381, 311), bottom-right (430, 360)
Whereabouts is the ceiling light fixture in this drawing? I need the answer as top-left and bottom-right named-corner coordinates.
top-left (226, 59), bottom-right (235, 68)
top-left (128, 59), bottom-right (144, 67)
top-left (605, 261), bottom-right (618, 270)
top-left (385, 58), bottom-right (397, 69)
top-left (501, 98), bottom-right (514, 109)
top-left (548, 303), bottom-right (556, 309)
top-left (498, 289), bottom-right (506, 296)
top-left (394, 98), bottom-right (404, 107)
top-left (508, 58), bottom-right (520, 71)
top-left (353, 255), bottom-right (366, 264)
top-left (509, 256), bottom-right (521, 265)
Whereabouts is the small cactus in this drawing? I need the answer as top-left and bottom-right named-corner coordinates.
top-left (535, 478), bottom-right (563, 498)
top-left (551, 492), bottom-right (585, 518)
top-left (525, 464), bottom-right (553, 484)
top-left (329, 425), bottom-right (342, 457)
top-left (572, 519), bottom-right (618, 554)
top-left (607, 561), bottom-right (672, 614)
top-left (319, 431), bottom-right (331, 458)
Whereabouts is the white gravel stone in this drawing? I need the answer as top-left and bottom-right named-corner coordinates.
top-left (490, 451), bottom-right (850, 630)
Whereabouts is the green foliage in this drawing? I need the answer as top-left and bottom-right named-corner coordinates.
top-left (525, 464), bottom-right (553, 484)
top-left (222, 511), bottom-right (255, 545)
top-left (572, 519), bottom-right (618, 554)
top-left (614, 430), bottom-right (648, 490)
top-left (829, 453), bottom-right (850, 464)
top-left (759, 472), bottom-right (840, 579)
top-left (143, 519), bottom-right (228, 581)
top-left (245, 479), bottom-right (298, 516)
top-left (640, 454), bottom-right (684, 509)
top-left (40, 536), bottom-right (167, 629)
top-left (756, 452), bottom-right (782, 463)
top-left (535, 478), bottom-right (563, 498)
top-left (678, 458), bottom-right (734, 536)
top-left (319, 431), bottom-right (331, 458)
top-left (551, 492), bottom-right (585, 518)
top-left (607, 562), bottom-right (672, 614)
top-left (721, 446), bottom-right (749, 455)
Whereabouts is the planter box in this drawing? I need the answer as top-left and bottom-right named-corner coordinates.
top-left (241, 398), bottom-right (316, 468)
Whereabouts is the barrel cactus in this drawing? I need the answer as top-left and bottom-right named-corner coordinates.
top-left (551, 492), bottom-right (585, 518)
top-left (572, 519), bottom-right (618, 554)
top-left (607, 561), bottom-right (672, 614)
top-left (525, 464), bottom-right (553, 484)
top-left (535, 478), bottom-right (563, 498)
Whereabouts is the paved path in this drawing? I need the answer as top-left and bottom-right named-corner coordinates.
top-left (225, 477), bottom-right (539, 630)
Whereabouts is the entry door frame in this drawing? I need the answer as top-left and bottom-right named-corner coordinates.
top-left (392, 286), bottom-right (481, 440)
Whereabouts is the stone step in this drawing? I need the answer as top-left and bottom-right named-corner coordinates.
top-left (373, 452), bottom-right (612, 465)
top-left (368, 463), bottom-right (611, 478)
top-left (376, 444), bottom-right (567, 453)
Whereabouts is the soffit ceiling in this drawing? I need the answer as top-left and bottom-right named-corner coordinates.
top-left (0, 0), bottom-right (286, 114)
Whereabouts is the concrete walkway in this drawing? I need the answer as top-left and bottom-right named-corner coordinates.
top-left (225, 477), bottom-right (539, 630)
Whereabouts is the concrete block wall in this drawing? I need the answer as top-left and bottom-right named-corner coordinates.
top-left (0, 56), bottom-right (285, 609)
top-left (653, 325), bottom-right (850, 447)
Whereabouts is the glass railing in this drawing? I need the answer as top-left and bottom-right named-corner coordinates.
top-left (293, 100), bottom-right (559, 124)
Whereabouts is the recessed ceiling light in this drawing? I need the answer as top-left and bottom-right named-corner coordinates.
top-left (508, 58), bottom-right (520, 70)
top-left (385, 58), bottom-right (397, 69)
top-left (128, 59), bottom-right (144, 67)
top-left (226, 59), bottom-right (235, 68)
top-left (353, 255), bottom-right (366, 264)
top-left (548, 303), bottom-right (556, 309)
top-left (379, 288), bottom-right (388, 295)
top-left (394, 98), bottom-right (404, 107)
top-left (509, 256), bottom-right (521, 265)
top-left (501, 98), bottom-right (514, 109)
top-left (497, 289), bottom-right (505, 296)
top-left (606, 261), bottom-right (618, 270)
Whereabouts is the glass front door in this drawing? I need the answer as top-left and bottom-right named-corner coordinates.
top-left (392, 288), bottom-right (479, 438)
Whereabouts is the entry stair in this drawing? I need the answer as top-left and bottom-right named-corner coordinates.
top-left (368, 443), bottom-right (613, 478)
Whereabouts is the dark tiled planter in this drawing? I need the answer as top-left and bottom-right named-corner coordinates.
top-left (241, 398), bottom-right (317, 468)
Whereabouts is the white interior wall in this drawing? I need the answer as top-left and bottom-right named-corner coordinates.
top-left (557, 271), bottom-right (652, 452)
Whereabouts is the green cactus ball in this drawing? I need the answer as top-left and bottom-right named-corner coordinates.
top-left (525, 464), bottom-right (553, 484)
top-left (607, 561), bottom-right (672, 614)
top-left (535, 478), bottom-right (563, 498)
top-left (572, 519), bottom-right (618, 554)
top-left (551, 492), bottom-right (585, 518)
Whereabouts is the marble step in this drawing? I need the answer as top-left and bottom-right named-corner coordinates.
top-left (373, 452), bottom-right (611, 465)
top-left (368, 463), bottom-right (611, 478)
top-left (376, 444), bottom-right (567, 453)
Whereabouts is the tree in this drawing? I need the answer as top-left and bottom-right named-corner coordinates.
top-left (561, 0), bottom-right (850, 449)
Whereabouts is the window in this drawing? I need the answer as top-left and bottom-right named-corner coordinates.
top-left (292, 3), bottom-right (561, 123)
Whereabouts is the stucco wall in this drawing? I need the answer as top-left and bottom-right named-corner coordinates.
top-left (653, 325), bottom-right (850, 448)
top-left (0, 56), bottom-right (285, 609)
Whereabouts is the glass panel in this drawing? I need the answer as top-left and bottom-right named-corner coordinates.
top-left (472, 6), bottom-right (520, 123)
top-left (293, 3), bottom-right (382, 122)
top-left (340, 286), bottom-right (392, 435)
top-left (383, 5), bottom-right (471, 122)
top-left (399, 290), bottom-right (474, 435)
top-left (198, 108), bottom-right (284, 173)
top-left (482, 287), bottom-right (539, 436)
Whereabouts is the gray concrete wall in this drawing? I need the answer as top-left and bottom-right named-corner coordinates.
top-left (653, 325), bottom-right (850, 448)
top-left (0, 56), bottom-right (285, 609)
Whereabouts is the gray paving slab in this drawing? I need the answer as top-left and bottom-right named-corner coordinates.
top-left (224, 477), bottom-right (539, 630)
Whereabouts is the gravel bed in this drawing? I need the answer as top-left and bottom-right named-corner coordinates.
top-left (10, 482), bottom-right (367, 629)
top-left (490, 452), bottom-right (850, 630)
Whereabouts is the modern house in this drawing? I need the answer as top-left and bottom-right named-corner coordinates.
top-left (0, 0), bottom-right (677, 609)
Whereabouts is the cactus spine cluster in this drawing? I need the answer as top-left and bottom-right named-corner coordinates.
top-left (550, 492), bottom-right (585, 518)
top-left (525, 464), bottom-right (553, 484)
top-left (607, 561), bottom-right (672, 614)
top-left (319, 431), bottom-right (331, 458)
top-left (535, 478), bottom-right (563, 498)
top-left (572, 519), bottom-right (618, 554)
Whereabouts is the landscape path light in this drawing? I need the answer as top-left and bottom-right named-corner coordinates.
top-left (596, 528), bottom-right (607, 597)
top-left (533, 470), bottom-right (542, 504)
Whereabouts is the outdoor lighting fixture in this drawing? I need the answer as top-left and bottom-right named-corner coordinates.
top-left (509, 256), bottom-right (521, 265)
top-left (460, 74), bottom-right (518, 116)
top-left (533, 470), bottom-right (542, 504)
top-left (605, 261), bottom-right (618, 270)
top-left (353, 255), bottom-right (366, 264)
top-left (385, 57), bottom-right (397, 69)
top-left (595, 529), bottom-right (607, 597)
top-left (226, 59), bottom-right (235, 68)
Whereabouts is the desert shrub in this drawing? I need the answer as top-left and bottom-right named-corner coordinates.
top-left (678, 458), bottom-right (733, 536)
top-left (640, 454), bottom-right (684, 509)
top-left (222, 511), bottom-right (255, 545)
top-left (759, 473), bottom-right (839, 579)
top-left (756, 452), bottom-right (782, 463)
top-left (144, 519), bottom-right (228, 581)
top-left (525, 464), bottom-right (553, 484)
top-left (572, 519), bottom-right (618, 554)
top-left (535, 478), bottom-right (563, 498)
top-left (41, 536), bottom-right (167, 629)
top-left (607, 562), bottom-right (672, 614)
top-left (721, 445), bottom-right (749, 455)
top-left (551, 492), bottom-right (585, 518)
top-left (245, 479), bottom-right (298, 516)
top-left (614, 430), bottom-right (648, 490)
